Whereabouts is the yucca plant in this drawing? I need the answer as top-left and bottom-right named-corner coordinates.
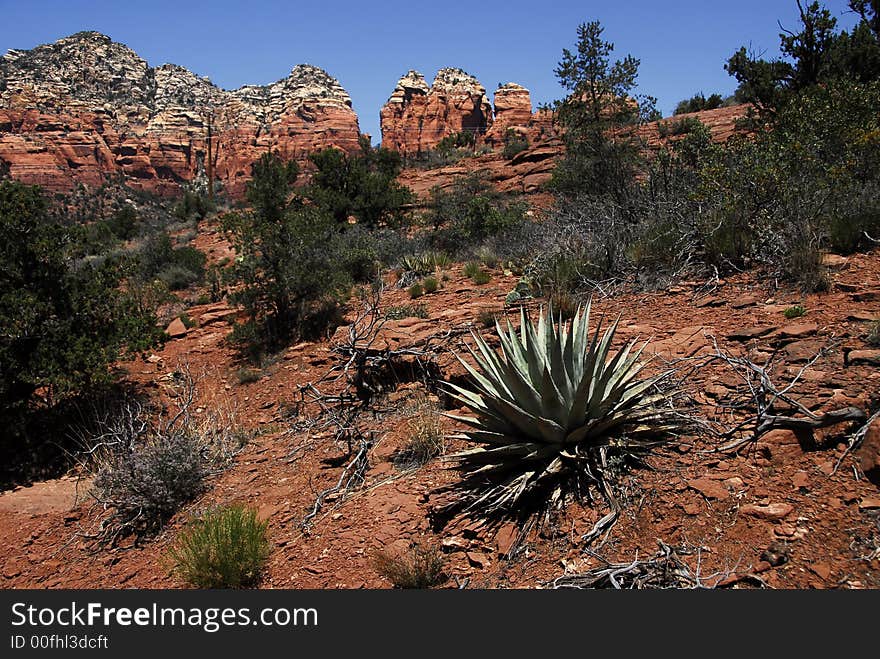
top-left (443, 302), bottom-right (678, 515)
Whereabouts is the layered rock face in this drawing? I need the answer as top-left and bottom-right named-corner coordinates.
top-left (0, 32), bottom-right (361, 196)
top-left (379, 68), bottom-right (495, 155)
top-left (486, 83), bottom-right (533, 138)
top-left (380, 70), bottom-right (556, 155)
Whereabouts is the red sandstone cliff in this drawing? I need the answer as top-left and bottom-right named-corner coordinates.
top-left (0, 32), bottom-right (361, 197)
top-left (379, 68), bottom-right (494, 156)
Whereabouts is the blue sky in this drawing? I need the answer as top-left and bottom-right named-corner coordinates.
top-left (0, 1), bottom-right (861, 141)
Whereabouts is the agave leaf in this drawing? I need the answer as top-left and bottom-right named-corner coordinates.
top-left (540, 364), bottom-right (567, 426)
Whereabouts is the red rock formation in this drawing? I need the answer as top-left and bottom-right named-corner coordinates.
top-left (639, 104), bottom-right (748, 148)
top-left (397, 104), bottom-right (750, 204)
top-left (0, 32), bottom-right (361, 197)
top-left (380, 68), bottom-right (493, 156)
top-left (485, 83), bottom-right (533, 143)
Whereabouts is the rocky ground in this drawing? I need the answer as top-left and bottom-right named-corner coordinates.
top-left (1, 239), bottom-right (879, 589)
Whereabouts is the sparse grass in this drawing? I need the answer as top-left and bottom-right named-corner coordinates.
top-left (475, 246), bottom-right (498, 269)
top-left (463, 262), bottom-right (481, 279)
top-left (422, 276), bottom-right (439, 293)
top-left (476, 308), bottom-right (501, 328)
top-left (549, 290), bottom-right (578, 320)
top-left (179, 313), bottom-right (196, 329)
top-left (395, 399), bottom-right (444, 469)
top-left (471, 270), bottom-right (492, 285)
top-left (371, 541), bottom-right (447, 589)
top-left (168, 504), bottom-right (270, 589)
top-left (236, 367), bottom-right (262, 385)
top-left (386, 304), bottom-right (429, 320)
top-left (408, 283), bottom-right (424, 299)
top-left (783, 304), bottom-right (806, 319)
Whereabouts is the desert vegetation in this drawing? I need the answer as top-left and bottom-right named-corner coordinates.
top-left (1, 0), bottom-right (879, 592)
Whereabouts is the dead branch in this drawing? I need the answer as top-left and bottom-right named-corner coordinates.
top-left (835, 407), bottom-right (880, 474)
top-left (300, 434), bottom-right (372, 530)
top-left (549, 540), bottom-right (758, 589)
top-left (685, 335), bottom-right (867, 453)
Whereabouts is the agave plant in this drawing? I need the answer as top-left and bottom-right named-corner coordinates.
top-left (444, 302), bottom-right (678, 515)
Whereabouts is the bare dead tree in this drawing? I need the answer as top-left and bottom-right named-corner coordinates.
top-left (549, 540), bottom-right (762, 589)
top-left (670, 334), bottom-right (868, 454)
top-left (289, 285), bottom-right (452, 529)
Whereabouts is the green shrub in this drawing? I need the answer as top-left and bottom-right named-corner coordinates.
top-left (371, 541), bottom-right (446, 588)
top-left (422, 276), bottom-right (439, 293)
top-left (386, 304), bottom-right (428, 320)
top-left (408, 283), bottom-right (424, 299)
top-left (502, 129), bottom-right (529, 159)
top-left (222, 153), bottom-right (354, 353)
top-left (0, 181), bottom-right (162, 456)
top-left (157, 265), bottom-right (199, 291)
top-left (139, 234), bottom-right (206, 288)
top-left (657, 116), bottom-right (704, 138)
top-left (673, 92), bottom-right (724, 115)
top-left (236, 367), bottom-right (262, 385)
top-left (463, 262), bottom-right (481, 278)
top-left (106, 205), bottom-right (138, 240)
top-left (783, 304), bottom-right (806, 319)
top-left (476, 308), bottom-right (501, 328)
top-left (92, 431), bottom-right (208, 538)
top-left (549, 290), bottom-right (579, 320)
top-left (471, 270), bottom-right (491, 285)
top-left (427, 173), bottom-right (529, 255)
top-left (306, 136), bottom-right (413, 229)
top-left (475, 246), bottom-right (499, 269)
top-left (169, 504), bottom-right (270, 588)
top-left (437, 131), bottom-right (477, 153)
top-left (444, 304), bottom-right (679, 515)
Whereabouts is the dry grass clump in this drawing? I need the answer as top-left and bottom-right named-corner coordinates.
top-left (371, 540), bottom-right (447, 588)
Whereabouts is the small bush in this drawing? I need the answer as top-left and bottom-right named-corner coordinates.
top-left (549, 290), bottom-right (578, 320)
top-left (865, 320), bottom-right (880, 346)
top-left (427, 173), bottom-right (529, 256)
top-left (657, 116), bottom-right (704, 138)
top-left (385, 304), bottom-right (428, 320)
top-left (139, 234), bottom-right (207, 289)
top-left (408, 283), bottom-right (424, 299)
top-left (400, 251), bottom-right (451, 277)
top-left (422, 276), bottom-right (439, 293)
top-left (157, 265), bottom-right (199, 291)
top-left (236, 367), bottom-right (262, 385)
top-left (475, 246), bottom-right (499, 269)
top-left (502, 129), bottom-right (529, 160)
top-left (783, 304), bottom-right (806, 319)
top-left (168, 504), bottom-right (270, 589)
top-left (471, 270), bottom-right (492, 285)
top-left (371, 541), bottom-right (446, 589)
top-left (463, 262), bottom-right (481, 278)
top-left (476, 308), bottom-right (501, 328)
top-left (395, 399), bottom-right (444, 469)
top-left (179, 313), bottom-right (196, 329)
top-left (92, 432), bottom-right (208, 538)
